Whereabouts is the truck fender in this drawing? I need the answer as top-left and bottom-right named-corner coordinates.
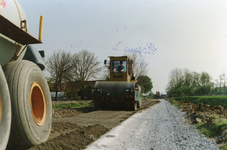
top-left (23, 45), bottom-right (45, 70)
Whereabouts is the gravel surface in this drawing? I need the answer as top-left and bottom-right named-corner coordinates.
top-left (85, 99), bottom-right (219, 150)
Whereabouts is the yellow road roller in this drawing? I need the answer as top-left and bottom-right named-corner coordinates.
top-left (93, 56), bottom-right (141, 110)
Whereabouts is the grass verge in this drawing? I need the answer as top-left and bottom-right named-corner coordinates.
top-left (222, 142), bottom-right (227, 150)
top-left (171, 100), bottom-right (184, 109)
top-left (170, 97), bottom-right (227, 136)
top-left (169, 100), bottom-right (227, 149)
top-left (52, 102), bottom-right (92, 109)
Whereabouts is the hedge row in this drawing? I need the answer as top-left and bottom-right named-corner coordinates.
top-left (171, 96), bottom-right (227, 109)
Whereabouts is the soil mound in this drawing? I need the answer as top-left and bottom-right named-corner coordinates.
top-left (53, 106), bottom-right (96, 119)
top-left (53, 108), bottom-right (82, 119)
top-left (28, 123), bottom-right (109, 150)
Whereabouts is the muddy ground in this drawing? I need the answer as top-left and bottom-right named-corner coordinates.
top-left (24, 99), bottom-right (160, 150)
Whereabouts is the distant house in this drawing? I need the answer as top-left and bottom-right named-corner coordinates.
top-left (49, 80), bottom-right (105, 100)
top-left (66, 81), bottom-right (99, 100)
top-left (65, 81), bottom-right (97, 92)
top-left (50, 92), bottom-right (65, 100)
top-left (48, 81), bottom-right (97, 92)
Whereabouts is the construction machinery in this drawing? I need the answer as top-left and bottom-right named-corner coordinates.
top-left (0, 1), bottom-right (51, 149)
top-left (93, 56), bottom-right (141, 110)
top-left (153, 91), bottom-right (161, 99)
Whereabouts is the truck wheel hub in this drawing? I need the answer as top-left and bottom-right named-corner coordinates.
top-left (30, 82), bottom-right (47, 126)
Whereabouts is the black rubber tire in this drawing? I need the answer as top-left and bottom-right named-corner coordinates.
top-left (137, 99), bottom-right (142, 108)
top-left (0, 66), bottom-right (11, 150)
top-left (4, 60), bottom-right (52, 148)
top-left (94, 101), bottom-right (100, 109)
top-left (129, 101), bottom-right (137, 111)
top-left (94, 101), bottom-right (103, 110)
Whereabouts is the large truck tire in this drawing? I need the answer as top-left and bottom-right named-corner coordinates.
top-left (129, 101), bottom-right (137, 111)
top-left (0, 66), bottom-right (11, 150)
top-left (94, 101), bottom-right (101, 110)
top-left (137, 99), bottom-right (142, 108)
top-left (4, 60), bottom-right (52, 148)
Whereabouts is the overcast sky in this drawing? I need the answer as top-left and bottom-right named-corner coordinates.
top-left (19, 0), bottom-right (227, 94)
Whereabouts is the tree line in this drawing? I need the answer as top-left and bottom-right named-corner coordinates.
top-left (46, 49), bottom-right (102, 100)
top-left (166, 68), bottom-right (227, 97)
top-left (45, 49), bottom-right (153, 100)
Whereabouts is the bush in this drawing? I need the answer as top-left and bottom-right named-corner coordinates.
top-left (52, 102), bottom-right (92, 109)
top-left (199, 127), bottom-right (214, 137)
top-left (172, 96), bottom-right (227, 109)
top-left (65, 89), bottom-right (78, 100)
top-left (223, 142), bottom-right (227, 150)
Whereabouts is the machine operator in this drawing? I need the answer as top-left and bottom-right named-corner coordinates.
top-left (113, 61), bottom-right (125, 73)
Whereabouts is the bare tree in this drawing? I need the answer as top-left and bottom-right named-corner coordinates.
top-left (183, 68), bottom-right (193, 87)
top-left (125, 52), bottom-right (148, 79)
top-left (219, 74), bottom-right (223, 93)
top-left (223, 72), bottom-right (226, 94)
top-left (71, 49), bottom-right (102, 81)
top-left (99, 64), bottom-right (110, 80)
top-left (192, 71), bottom-right (200, 87)
top-left (46, 50), bottom-right (72, 100)
top-left (170, 68), bottom-right (184, 86)
top-left (215, 79), bottom-right (219, 88)
top-left (200, 72), bottom-right (212, 86)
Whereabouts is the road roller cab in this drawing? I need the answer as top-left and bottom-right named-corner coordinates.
top-left (108, 56), bottom-right (136, 82)
top-left (93, 56), bottom-right (141, 111)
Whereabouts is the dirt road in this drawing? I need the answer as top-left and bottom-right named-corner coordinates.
top-left (85, 99), bottom-right (219, 150)
top-left (25, 99), bottom-right (159, 150)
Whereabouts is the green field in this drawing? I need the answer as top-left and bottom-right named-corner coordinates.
top-left (170, 96), bottom-right (227, 109)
